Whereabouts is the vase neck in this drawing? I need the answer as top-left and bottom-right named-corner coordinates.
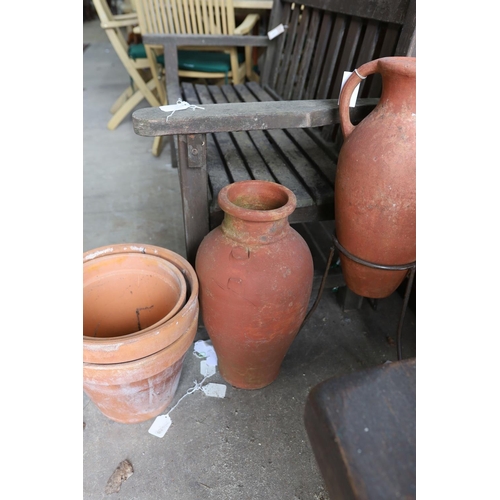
top-left (221, 215), bottom-right (290, 245)
top-left (378, 62), bottom-right (416, 112)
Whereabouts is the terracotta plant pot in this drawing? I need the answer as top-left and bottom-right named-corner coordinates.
top-left (83, 320), bottom-right (197, 424)
top-left (83, 243), bottom-right (199, 423)
top-left (83, 244), bottom-right (198, 364)
top-left (335, 56), bottom-right (416, 298)
top-left (195, 180), bottom-right (314, 390)
top-left (83, 253), bottom-right (186, 361)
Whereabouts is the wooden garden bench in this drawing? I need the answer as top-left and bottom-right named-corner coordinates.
top-left (132, 0), bottom-right (416, 291)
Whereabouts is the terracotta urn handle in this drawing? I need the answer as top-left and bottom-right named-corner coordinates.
top-left (338, 59), bottom-right (380, 139)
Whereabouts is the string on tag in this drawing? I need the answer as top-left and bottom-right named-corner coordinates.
top-left (165, 373), bottom-right (214, 417)
top-left (161, 98), bottom-right (205, 122)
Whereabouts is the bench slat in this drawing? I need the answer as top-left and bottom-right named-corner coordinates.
top-left (294, 8), bottom-right (322, 101)
top-left (207, 85), bottom-right (276, 183)
top-left (221, 84), bottom-right (315, 209)
top-left (244, 83), bottom-right (335, 205)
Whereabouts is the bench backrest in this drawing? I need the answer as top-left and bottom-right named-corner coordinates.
top-left (261, 0), bottom-right (416, 102)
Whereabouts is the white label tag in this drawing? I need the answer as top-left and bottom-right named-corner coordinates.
top-left (200, 360), bottom-right (216, 377)
top-left (148, 414), bottom-right (172, 438)
top-left (159, 101), bottom-right (191, 112)
top-left (193, 340), bottom-right (218, 366)
top-left (202, 383), bottom-right (227, 398)
top-left (268, 24), bottom-right (285, 40)
top-left (339, 71), bottom-right (361, 107)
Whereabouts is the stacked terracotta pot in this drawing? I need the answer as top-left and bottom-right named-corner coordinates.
top-left (83, 244), bottom-right (199, 424)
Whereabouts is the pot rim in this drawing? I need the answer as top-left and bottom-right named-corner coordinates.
top-left (83, 317), bottom-right (197, 385)
top-left (83, 244), bottom-right (199, 364)
top-left (84, 252), bottom-right (187, 337)
top-left (218, 180), bottom-right (296, 222)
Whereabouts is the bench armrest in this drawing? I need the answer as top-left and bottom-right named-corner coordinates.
top-left (142, 33), bottom-right (270, 48)
top-left (132, 98), bottom-right (378, 136)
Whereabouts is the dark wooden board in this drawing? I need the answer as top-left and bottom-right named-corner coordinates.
top-left (133, 97), bottom-right (378, 136)
top-left (283, 0), bottom-right (411, 25)
top-left (304, 358), bottom-right (416, 499)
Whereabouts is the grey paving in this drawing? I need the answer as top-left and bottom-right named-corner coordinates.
top-left (83, 19), bottom-right (416, 500)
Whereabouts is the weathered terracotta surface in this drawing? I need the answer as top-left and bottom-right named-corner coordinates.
top-left (335, 56), bottom-right (416, 298)
top-left (195, 180), bottom-right (314, 390)
top-left (83, 319), bottom-right (197, 424)
top-left (83, 243), bottom-right (199, 423)
top-left (83, 244), bottom-right (198, 364)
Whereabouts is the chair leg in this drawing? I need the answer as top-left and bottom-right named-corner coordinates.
top-left (107, 30), bottom-right (161, 109)
top-left (170, 136), bottom-right (178, 168)
top-left (145, 46), bottom-right (166, 105)
top-left (107, 78), bottom-right (158, 130)
top-left (245, 46), bottom-right (252, 80)
top-left (229, 48), bottom-right (241, 85)
top-left (110, 85), bottom-right (134, 114)
top-left (152, 136), bottom-right (163, 157)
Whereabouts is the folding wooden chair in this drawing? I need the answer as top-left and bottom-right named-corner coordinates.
top-left (134, 0), bottom-right (260, 155)
top-left (92, 0), bottom-right (162, 130)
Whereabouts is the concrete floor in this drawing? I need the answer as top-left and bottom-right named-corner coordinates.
top-left (83, 17), bottom-right (416, 500)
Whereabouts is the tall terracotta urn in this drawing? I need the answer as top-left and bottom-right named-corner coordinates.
top-left (335, 56), bottom-right (416, 298)
top-left (195, 180), bottom-right (314, 390)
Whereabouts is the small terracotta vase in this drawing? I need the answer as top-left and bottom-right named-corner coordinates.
top-left (83, 243), bottom-right (199, 423)
top-left (195, 180), bottom-right (314, 390)
top-left (335, 56), bottom-right (416, 298)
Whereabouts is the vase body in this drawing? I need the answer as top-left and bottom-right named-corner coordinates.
top-left (195, 180), bottom-right (314, 389)
top-left (335, 56), bottom-right (416, 298)
top-left (83, 243), bottom-right (199, 423)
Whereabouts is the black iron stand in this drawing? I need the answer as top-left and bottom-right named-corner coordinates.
top-left (331, 229), bottom-right (416, 361)
top-left (300, 224), bottom-right (415, 361)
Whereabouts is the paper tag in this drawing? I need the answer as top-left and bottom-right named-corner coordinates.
top-left (148, 414), bottom-right (172, 438)
top-left (339, 71), bottom-right (361, 107)
top-left (159, 101), bottom-right (191, 112)
top-left (268, 24), bottom-right (285, 40)
top-left (200, 360), bottom-right (216, 377)
top-left (202, 383), bottom-right (227, 398)
top-left (193, 340), bottom-right (218, 366)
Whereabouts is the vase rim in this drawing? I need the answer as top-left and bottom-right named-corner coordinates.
top-left (374, 56), bottom-right (416, 78)
top-left (218, 180), bottom-right (296, 222)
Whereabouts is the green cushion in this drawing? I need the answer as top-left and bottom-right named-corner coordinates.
top-left (128, 43), bottom-right (243, 74)
top-left (178, 50), bottom-right (243, 73)
top-left (128, 43), bottom-right (148, 59)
